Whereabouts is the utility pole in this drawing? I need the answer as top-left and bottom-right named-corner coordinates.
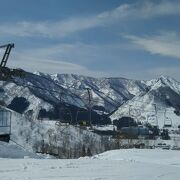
top-left (86, 88), bottom-right (92, 126)
top-left (153, 103), bottom-right (158, 126)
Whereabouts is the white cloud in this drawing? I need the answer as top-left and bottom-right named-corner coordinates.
top-left (12, 42), bottom-right (129, 64)
top-left (0, 41), bottom-right (131, 77)
top-left (2, 42), bottom-right (180, 80)
top-left (124, 32), bottom-right (180, 59)
top-left (1, 1), bottom-right (180, 38)
top-left (7, 50), bottom-right (108, 77)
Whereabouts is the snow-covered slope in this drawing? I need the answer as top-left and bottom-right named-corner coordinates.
top-left (0, 72), bottom-right (149, 125)
top-left (50, 74), bottom-right (148, 112)
top-left (6, 108), bottom-right (108, 158)
top-left (0, 72), bottom-right (180, 127)
top-left (1, 149), bottom-right (180, 180)
top-left (0, 72), bottom-right (85, 120)
top-left (111, 76), bottom-right (180, 128)
top-left (93, 148), bottom-right (180, 165)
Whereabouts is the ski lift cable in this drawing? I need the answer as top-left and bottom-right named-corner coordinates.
top-left (12, 72), bottom-right (170, 109)
top-left (11, 79), bottom-right (180, 116)
top-left (10, 75), bottom-right (180, 117)
top-left (12, 78), bottom-right (84, 107)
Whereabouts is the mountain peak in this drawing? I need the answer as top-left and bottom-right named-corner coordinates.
top-left (158, 75), bottom-right (175, 83)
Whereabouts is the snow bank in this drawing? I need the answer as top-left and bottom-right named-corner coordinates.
top-left (93, 148), bottom-right (180, 165)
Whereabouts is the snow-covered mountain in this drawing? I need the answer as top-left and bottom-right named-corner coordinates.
top-left (0, 72), bottom-right (149, 124)
top-left (50, 74), bottom-right (148, 112)
top-left (111, 76), bottom-right (180, 128)
top-left (0, 72), bottom-right (180, 127)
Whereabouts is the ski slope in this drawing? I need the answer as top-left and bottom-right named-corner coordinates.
top-left (0, 149), bottom-right (180, 180)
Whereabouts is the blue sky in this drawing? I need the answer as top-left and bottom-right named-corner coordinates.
top-left (0, 0), bottom-right (180, 80)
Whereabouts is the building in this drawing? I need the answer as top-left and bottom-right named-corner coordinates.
top-left (0, 107), bottom-right (12, 142)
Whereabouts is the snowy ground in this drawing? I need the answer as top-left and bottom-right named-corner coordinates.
top-left (0, 149), bottom-right (180, 180)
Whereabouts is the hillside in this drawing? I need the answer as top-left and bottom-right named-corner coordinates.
top-left (8, 109), bottom-right (108, 158)
top-left (111, 76), bottom-right (180, 128)
top-left (0, 72), bottom-right (180, 127)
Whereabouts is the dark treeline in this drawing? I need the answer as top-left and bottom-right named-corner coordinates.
top-left (38, 104), bottom-right (111, 125)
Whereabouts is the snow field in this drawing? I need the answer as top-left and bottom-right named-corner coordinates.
top-left (0, 149), bottom-right (180, 180)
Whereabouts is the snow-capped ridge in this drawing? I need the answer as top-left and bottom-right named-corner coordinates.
top-left (1, 70), bottom-right (180, 127)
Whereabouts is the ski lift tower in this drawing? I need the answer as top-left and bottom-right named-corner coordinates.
top-left (0, 43), bottom-right (14, 67)
top-left (86, 87), bottom-right (93, 126)
top-left (0, 43), bottom-right (14, 80)
top-left (0, 43), bottom-right (25, 80)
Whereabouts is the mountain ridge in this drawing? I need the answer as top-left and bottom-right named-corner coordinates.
top-left (0, 71), bottom-right (180, 127)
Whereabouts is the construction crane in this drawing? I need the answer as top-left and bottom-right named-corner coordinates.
top-left (0, 43), bottom-right (25, 80)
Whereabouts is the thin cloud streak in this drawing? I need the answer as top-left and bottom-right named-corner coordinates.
top-left (8, 51), bottom-right (108, 77)
top-left (1, 1), bottom-right (180, 38)
top-left (11, 42), bottom-right (133, 69)
top-left (124, 32), bottom-right (180, 59)
top-left (2, 42), bottom-right (180, 81)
